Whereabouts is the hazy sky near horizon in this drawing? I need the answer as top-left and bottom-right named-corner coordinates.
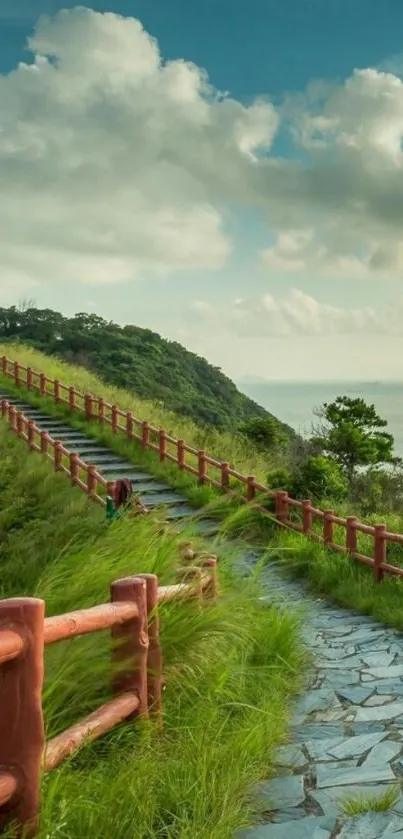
top-left (0, 1), bottom-right (402, 381)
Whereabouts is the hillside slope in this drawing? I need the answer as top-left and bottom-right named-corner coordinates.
top-left (0, 305), bottom-right (294, 436)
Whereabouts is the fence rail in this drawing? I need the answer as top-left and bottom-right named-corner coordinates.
top-left (0, 565), bottom-right (217, 837)
top-left (1, 355), bottom-right (403, 581)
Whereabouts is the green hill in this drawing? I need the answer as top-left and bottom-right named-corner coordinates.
top-left (0, 305), bottom-right (294, 437)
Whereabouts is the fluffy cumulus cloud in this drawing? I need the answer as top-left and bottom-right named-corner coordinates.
top-left (2, 7), bottom-right (403, 293)
top-left (0, 7), bottom-right (277, 290)
top-left (189, 289), bottom-right (403, 338)
top-left (261, 68), bottom-right (403, 276)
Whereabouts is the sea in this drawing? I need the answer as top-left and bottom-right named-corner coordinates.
top-left (238, 381), bottom-right (403, 457)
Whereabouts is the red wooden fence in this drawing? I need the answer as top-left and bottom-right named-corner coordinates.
top-left (0, 565), bottom-right (217, 837)
top-left (1, 355), bottom-right (403, 581)
top-left (1, 397), bottom-right (110, 507)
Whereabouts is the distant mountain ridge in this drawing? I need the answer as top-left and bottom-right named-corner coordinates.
top-left (0, 305), bottom-right (295, 438)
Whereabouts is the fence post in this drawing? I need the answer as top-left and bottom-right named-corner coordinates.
top-left (1, 355), bottom-right (7, 376)
top-left (126, 412), bottom-right (134, 439)
top-left (9, 405), bottom-right (17, 432)
top-left (68, 386), bottom-right (76, 412)
top-left (14, 361), bottom-right (20, 387)
top-left (1, 399), bottom-right (8, 418)
top-left (69, 453), bottom-right (80, 486)
top-left (136, 574), bottom-right (163, 721)
top-left (198, 450), bottom-right (207, 484)
top-left (87, 465), bottom-right (98, 497)
top-left (177, 439), bottom-right (185, 469)
top-left (16, 410), bottom-right (24, 436)
top-left (221, 462), bottom-right (230, 491)
top-left (159, 430), bottom-right (166, 461)
top-left (301, 500), bottom-right (313, 534)
top-left (346, 516), bottom-right (357, 556)
top-left (275, 490), bottom-right (289, 524)
top-left (26, 368), bottom-right (33, 391)
top-left (85, 394), bottom-right (94, 422)
top-left (54, 380), bottom-right (60, 404)
top-left (323, 510), bottom-right (334, 547)
top-left (142, 421), bottom-right (150, 449)
top-left (54, 441), bottom-right (63, 472)
top-left (374, 524), bottom-right (386, 583)
top-left (0, 597), bottom-right (45, 837)
top-left (111, 406), bottom-right (118, 433)
top-left (40, 431), bottom-right (49, 456)
top-left (27, 420), bottom-right (36, 451)
top-left (39, 373), bottom-right (46, 397)
top-left (246, 476), bottom-right (255, 502)
top-left (110, 576), bottom-right (149, 719)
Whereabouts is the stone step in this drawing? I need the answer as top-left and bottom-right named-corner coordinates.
top-left (140, 492), bottom-right (188, 507)
top-left (165, 504), bottom-right (196, 520)
top-left (92, 461), bottom-right (143, 472)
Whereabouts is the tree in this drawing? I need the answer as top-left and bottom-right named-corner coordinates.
top-left (312, 396), bottom-right (397, 481)
top-left (238, 416), bottom-right (286, 450)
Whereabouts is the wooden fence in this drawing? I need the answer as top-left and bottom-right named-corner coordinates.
top-left (1, 397), bottom-right (111, 508)
top-left (1, 355), bottom-right (403, 581)
top-left (0, 565), bottom-right (217, 837)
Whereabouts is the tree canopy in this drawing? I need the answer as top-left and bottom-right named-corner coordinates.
top-left (312, 395), bottom-right (397, 480)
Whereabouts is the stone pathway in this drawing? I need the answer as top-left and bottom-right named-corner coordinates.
top-left (2, 390), bottom-right (403, 838)
top-left (236, 554), bottom-right (403, 838)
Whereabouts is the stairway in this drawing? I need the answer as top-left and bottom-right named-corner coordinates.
top-left (0, 391), bottom-right (219, 536)
top-left (2, 389), bottom-right (403, 839)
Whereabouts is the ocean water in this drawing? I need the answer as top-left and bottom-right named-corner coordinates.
top-left (238, 381), bottom-right (403, 457)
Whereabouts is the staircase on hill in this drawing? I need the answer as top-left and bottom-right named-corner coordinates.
top-left (0, 390), bottom-right (219, 536)
top-left (2, 387), bottom-right (403, 839)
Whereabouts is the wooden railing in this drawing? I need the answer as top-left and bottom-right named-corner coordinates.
top-left (0, 397), bottom-right (110, 507)
top-left (1, 356), bottom-right (403, 581)
top-left (0, 565), bottom-right (217, 837)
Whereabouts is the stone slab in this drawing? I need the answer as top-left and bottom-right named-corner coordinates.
top-left (316, 763), bottom-right (395, 789)
top-left (255, 775), bottom-right (305, 810)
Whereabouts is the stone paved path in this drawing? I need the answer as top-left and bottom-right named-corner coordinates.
top-left (236, 554), bottom-right (403, 838)
top-left (2, 391), bottom-right (403, 838)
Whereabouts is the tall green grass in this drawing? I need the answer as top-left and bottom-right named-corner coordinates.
top-left (0, 421), bottom-right (305, 838)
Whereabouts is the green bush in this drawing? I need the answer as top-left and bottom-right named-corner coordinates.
top-left (290, 455), bottom-right (348, 503)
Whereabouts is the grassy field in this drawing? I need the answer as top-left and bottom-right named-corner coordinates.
top-left (0, 421), bottom-right (305, 839)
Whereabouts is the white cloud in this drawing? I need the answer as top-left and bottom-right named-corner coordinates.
top-left (189, 289), bottom-right (403, 338)
top-left (0, 7), bottom-right (277, 290)
top-left (261, 68), bottom-right (403, 276)
top-left (2, 8), bottom-right (403, 294)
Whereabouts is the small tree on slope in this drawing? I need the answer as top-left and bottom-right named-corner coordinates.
top-left (311, 396), bottom-right (397, 482)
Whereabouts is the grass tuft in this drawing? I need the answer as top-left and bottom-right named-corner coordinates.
top-left (339, 784), bottom-right (401, 816)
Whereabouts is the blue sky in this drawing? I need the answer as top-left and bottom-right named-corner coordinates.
top-left (0, 1), bottom-right (402, 381)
